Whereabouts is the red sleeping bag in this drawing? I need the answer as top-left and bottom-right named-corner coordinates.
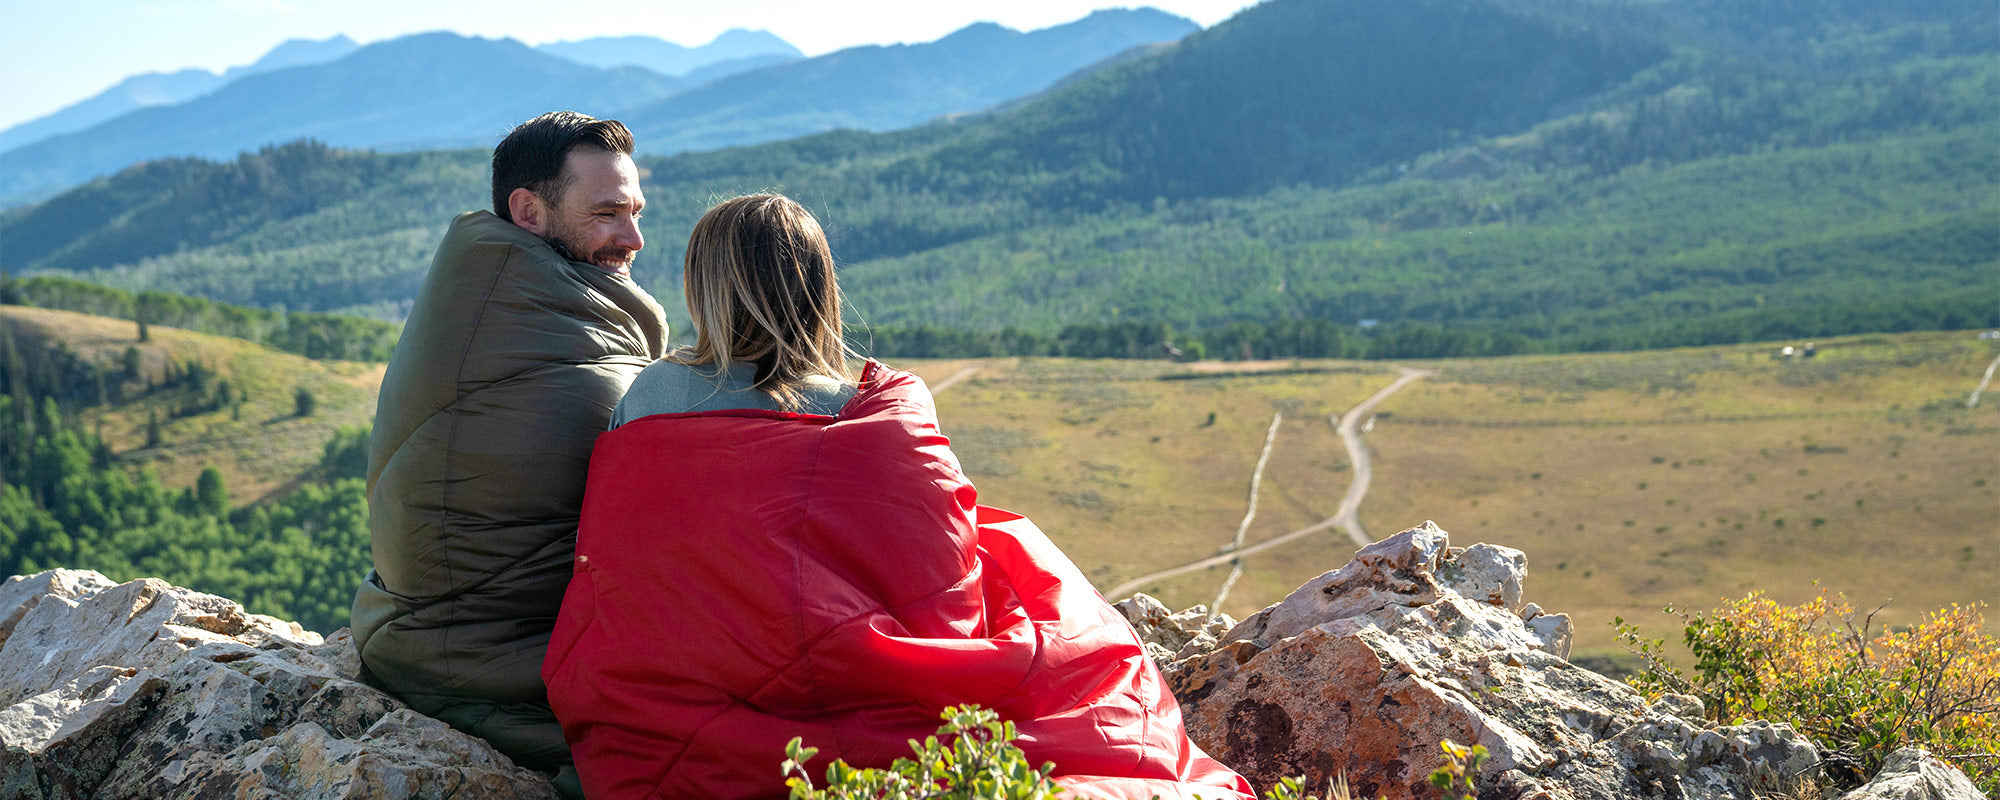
top-left (543, 361), bottom-right (1253, 799)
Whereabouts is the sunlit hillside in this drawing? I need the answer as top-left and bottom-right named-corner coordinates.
top-left (0, 305), bottom-right (377, 501)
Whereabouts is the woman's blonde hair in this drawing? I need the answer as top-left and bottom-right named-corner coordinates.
top-left (674, 193), bottom-right (856, 410)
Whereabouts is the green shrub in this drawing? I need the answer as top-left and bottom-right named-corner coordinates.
top-left (1617, 593), bottom-right (1999, 792)
top-left (781, 706), bottom-right (1062, 800)
top-left (783, 705), bottom-right (1504, 800)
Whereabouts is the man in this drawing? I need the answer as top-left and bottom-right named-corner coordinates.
top-left (352, 111), bottom-right (667, 794)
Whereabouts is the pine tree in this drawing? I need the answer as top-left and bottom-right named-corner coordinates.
top-left (195, 467), bottom-right (228, 518)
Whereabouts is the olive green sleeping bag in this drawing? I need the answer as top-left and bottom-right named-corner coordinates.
top-left (352, 210), bottom-right (666, 773)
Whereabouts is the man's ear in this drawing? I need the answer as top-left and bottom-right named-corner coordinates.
top-left (508, 188), bottom-right (549, 235)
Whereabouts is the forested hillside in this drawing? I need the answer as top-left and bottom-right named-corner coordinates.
top-left (0, 306), bottom-right (377, 632)
top-left (1, 0), bottom-right (1993, 357)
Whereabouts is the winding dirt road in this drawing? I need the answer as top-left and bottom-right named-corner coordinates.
top-left (1103, 367), bottom-right (1435, 601)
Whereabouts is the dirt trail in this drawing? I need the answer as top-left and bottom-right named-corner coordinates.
top-left (1207, 413), bottom-right (1284, 614)
top-left (1969, 353), bottom-right (2000, 408)
top-left (1103, 367), bottom-right (1435, 601)
top-left (929, 365), bottom-right (979, 395)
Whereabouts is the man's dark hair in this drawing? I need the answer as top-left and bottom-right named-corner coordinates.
top-left (491, 111), bottom-right (636, 222)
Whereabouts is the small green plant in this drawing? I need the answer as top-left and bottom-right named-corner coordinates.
top-left (1427, 740), bottom-right (1488, 800)
top-left (781, 705), bottom-right (1370, 800)
top-left (782, 706), bottom-right (1062, 800)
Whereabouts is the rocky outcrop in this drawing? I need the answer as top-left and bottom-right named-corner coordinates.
top-left (3, 526), bottom-right (1986, 800)
top-left (1112, 593), bottom-right (1237, 663)
top-left (1156, 522), bottom-right (1823, 800)
top-left (0, 570), bottom-right (556, 800)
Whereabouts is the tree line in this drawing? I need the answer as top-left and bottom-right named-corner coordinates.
top-left (2, 274), bottom-right (400, 361)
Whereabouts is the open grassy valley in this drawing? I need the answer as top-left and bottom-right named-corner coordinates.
top-left (0, 300), bottom-right (1990, 652)
top-left (905, 330), bottom-right (2000, 658)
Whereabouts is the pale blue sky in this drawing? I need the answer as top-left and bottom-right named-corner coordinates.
top-left (0, 0), bottom-right (1261, 130)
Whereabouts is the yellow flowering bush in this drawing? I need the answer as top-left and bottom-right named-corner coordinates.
top-left (1617, 593), bottom-right (1999, 793)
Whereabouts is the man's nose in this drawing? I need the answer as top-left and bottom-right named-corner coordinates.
top-left (617, 217), bottom-right (644, 251)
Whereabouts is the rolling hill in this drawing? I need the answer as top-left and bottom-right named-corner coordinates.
top-left (0, 304), bottom-right (380, 631)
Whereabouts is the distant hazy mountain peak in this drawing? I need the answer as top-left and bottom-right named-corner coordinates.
top-left (223, 35), bottom-right (359, 80)
top-left (706, 28), bottom-right (800, 52)
top-left (946, 20), bottom-right (1019, 36)
top-left (538, 30), bottom-right (801, 77)
top-left (1081, 6), bottom-right (1195, 22)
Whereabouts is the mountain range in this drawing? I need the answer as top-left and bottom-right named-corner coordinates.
top-left (617, 8), bottom-right (1200, 155)
top-left (0, 11), bottom-right (1199, 208)
top-left (0, 36), bottom-right (359, 155)
top-left (1, 0), bottom-right (1994, 353)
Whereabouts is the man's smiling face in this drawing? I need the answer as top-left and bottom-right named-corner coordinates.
top-left (540, 148), bottom-right (646, 275)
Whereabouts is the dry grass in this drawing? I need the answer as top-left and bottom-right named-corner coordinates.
top-left (907, 331), bottom-right (2000, 659)
top-left (908, 357), bottom-right (1387, 590)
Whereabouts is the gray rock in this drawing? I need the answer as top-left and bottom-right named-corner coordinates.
top-left (0, 570), bottom-right (117, 650)
top-left (1163, 523), bottom-right (1816, 800)
top-left (0, 576), bottom-right (317, 706)
top-left (0, 666), bottom-right (167, 800)
top-left (0, 570), bottom-right (557, 800)
top-left (1114, 593), bottom-right (1236, 662)
top-left (162, 712), bottom-right (558, 800)
top-left (1836, 748), bottom-right (1988, 800)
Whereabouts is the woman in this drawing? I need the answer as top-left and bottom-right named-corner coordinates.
top-left (543, 194), bottom-right (1252, 800)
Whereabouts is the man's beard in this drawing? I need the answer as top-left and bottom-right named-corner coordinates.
top-left (543, 217), bottom-right (636, 276)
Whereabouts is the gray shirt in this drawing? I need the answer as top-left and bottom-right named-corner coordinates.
top-left (610, 359), bottom-right (858, 428)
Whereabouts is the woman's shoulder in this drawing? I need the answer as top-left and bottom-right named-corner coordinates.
top-left (613, 359), bottom-right (735, 425)
top-left (628, 358), bottom-right (723, 392)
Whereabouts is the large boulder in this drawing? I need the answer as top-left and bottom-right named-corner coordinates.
top-left (1162, 521), bottom-right (1820, 800)
top-left (0, 571), bottom-right (557, 800)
